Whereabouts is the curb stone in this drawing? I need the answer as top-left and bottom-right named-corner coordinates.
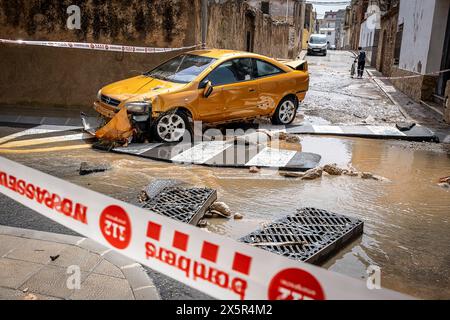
top-left (0, 225), bottom-right (160, 300)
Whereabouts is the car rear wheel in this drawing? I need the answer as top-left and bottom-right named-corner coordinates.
top-left (271, 97), bottom-right (298, 125)
top-left (153, 111), bottom-right (192, 143)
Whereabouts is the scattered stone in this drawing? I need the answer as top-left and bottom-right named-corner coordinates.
top-left (439, 176), bottom-right (450, 184)
top-left (279, 171), bottom-right (305, 178)
top-left (301, 167), bottom-right (323, 180)
top-left (197, 220), bottom-right (208, 228)
top-left (323, 164), bottom-right (343, 176)
top-left (138, 191), bottom-right (149, 203)
top-left (79, 162), bottom-right (110, 176)
top-left (23, 293), bottom-right (38, 300)
top-left (360, 172), bottom-right (388, 181)
top-left (203, 211), bottom-right (213, 218)
top-left (249, 166), bottom-right (260, 173)
top-left (22, 288), bottom-right (29, 293)
top-left (210, 209), bottom-right (230, 219)
top-left (276, 132), bottom-right (301, 143)
top-left (209, 201), bottom-right (232, 217)
top-left (396, 122), bottom-right (416, 131)
top-left (342, 169), bottom-right (359, 177)
top-left (438, 182), bottom-right (450, 189)
top-left (234, 213), bottom-right (244, 220)
top-left (362, 115), bottom-right (375, 124)
top-left (50, 255), bottom-right (60, 261)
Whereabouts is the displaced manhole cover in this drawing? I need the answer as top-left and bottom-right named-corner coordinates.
top-left (239, 207), bottom-right (363, 265)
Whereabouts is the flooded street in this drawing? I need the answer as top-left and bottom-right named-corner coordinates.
top-left (1, 51), bottom-right (449, 300)
top-left (3, 133), bottom-right (449, 299)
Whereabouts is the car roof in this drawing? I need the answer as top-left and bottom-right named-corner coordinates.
top-left (186, 49), bottom-right (273, 61)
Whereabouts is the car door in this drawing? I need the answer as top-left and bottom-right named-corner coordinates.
top-left (199, 58), bottom-right (259, 122)
top-left (253, 58), bottom-right (287, 115)
top-left (220, 58), bottom-right (259, 120)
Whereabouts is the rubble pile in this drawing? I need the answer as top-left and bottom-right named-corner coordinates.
top-left (279, 163), bottom-right (389, 181)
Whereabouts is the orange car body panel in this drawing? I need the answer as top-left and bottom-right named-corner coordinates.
top-left (94, 49), bottom-right (309, 124)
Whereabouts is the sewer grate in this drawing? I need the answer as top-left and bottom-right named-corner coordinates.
top-left (239, 207), bottom-right (363, 265)
top-left (141, 187), bottom-right (217, 225)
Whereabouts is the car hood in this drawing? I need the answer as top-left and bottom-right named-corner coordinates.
top-left (100, 75), bottom-right (186, 102)
top-left (308, 43), bottom-right (327, 49)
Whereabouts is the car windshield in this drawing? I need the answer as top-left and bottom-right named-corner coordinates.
top-left (310, 36), bottom-right (327, 44)
top-left (145, 54), bottom-right (216, 83)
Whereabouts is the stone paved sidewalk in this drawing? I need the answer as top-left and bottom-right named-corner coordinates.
top-left (0, 225), bottom-right (160, 300)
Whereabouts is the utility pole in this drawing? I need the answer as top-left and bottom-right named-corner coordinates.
top-left (201, 0), bottom-right (208, 49)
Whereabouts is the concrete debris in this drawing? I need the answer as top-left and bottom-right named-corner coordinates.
top-left (323, 163), bottom-right (343, 175)
top-left (197, 220), bottom-right (208, 228)
top-left (279, 164), bottom-right (388, 182)
top-left (279, 171), bottom-right (305, 178)
top-left (275, 132), bottom-right (301, 143)
top-left (438, 183), bottom-right (450, 189)
top-left (210, 209), bottom-right (230, 219)
top-left (249, 166), bottom-right (260, 173)
top-left (439, 176), bottom-right (450, 184)
top-left (79, 161), bottom-right (111, 175)
top-left (203, 211), bottom-right (213, 218)
top-left (362, 115), bottom-right (376, 124)
top-left (234, 213), bottom-right (244, 220)
top-left (342, 169), bottom-right (359, 177)
top-left (301, 167), bottom-right (323, 180)
top-left (209, 201), bottom-right (232, 217)
top-left (396, 122), bottom-right (416, 131)
top-left (23, 293), bottom-right (38, 300)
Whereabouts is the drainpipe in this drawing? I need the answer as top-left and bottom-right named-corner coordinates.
top-left (201, 0), bottom-right (208, 49)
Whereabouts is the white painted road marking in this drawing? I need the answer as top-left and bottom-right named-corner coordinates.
top-left (0, 125), bottom-right (81, 145)
top-left (170, 141), bottom-right (233, 164)
top-left (312, 125), bottom-right (344, 134)
top-left (114, 143), bottom-right (162, 155)
top-left (0, 133), bottom-right (91, 148)
top-left (246, 147), bottom-right (297, 167)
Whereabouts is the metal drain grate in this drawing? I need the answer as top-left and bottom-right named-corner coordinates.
top-left (239, 207), bottom-right (363, 265)
top-left (141, 187), bottom-right (217, 225)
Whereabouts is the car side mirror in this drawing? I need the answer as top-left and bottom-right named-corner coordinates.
top-left (204, 81), bottom-right (213, 98)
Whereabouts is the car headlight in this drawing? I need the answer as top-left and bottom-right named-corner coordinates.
top-left (124, 101), bottom-right (151, 114)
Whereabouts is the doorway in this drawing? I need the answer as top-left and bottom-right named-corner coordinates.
top-left (436, 5), bottom-right (450, 97)
top-left (245, 11), bottom-right (255, 52)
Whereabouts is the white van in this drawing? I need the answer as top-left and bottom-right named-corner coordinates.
top-left (307, 34), bottom-right (328, 56)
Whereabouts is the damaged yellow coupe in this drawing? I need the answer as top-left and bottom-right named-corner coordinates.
top-left (94, 49), bottom-right (309, 142)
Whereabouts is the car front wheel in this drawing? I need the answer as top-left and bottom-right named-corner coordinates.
top-left (271, 97), bottom-right (298, 125)
top-left (153, 111), bottom-right (192, 143)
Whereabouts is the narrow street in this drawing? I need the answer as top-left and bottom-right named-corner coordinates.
top-left (0, 51), bottom-right (449, 299)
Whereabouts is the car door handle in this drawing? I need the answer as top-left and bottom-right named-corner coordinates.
top-left (249, 88), bottom-right (256, 92)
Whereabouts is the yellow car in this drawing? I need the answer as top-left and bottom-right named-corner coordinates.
top-left (94, 49), bottom-right (309, 142)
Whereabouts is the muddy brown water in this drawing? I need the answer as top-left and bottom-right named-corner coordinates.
top-left (6, 135), bottom-right (450, 299)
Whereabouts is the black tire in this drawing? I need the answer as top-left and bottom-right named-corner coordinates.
top-left (271, 96), bottom-right (298, 125)
top-left (152, 110), bottom-right (193, 143)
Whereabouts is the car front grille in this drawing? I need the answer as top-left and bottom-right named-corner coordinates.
top-left (100, 94), bottom-right (121, 107)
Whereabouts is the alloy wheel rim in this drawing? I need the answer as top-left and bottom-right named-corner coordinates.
top-left (279, 101), bottom-right (296, 124)
top-left (157, 114), bottom-right (186, 142)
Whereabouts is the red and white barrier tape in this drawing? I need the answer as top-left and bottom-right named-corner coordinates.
top-left (0, 38), bottom-right (201, 53)
top-left (0, 156), bottom-right (410, 300)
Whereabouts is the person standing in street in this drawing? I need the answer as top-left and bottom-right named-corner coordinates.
top-left (357, 47), bottom-right (366, 78)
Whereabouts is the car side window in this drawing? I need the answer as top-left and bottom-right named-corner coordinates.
top-left (203, 58), bottom-right (254, 87)
top-left (255, 59), bottom-right (284, 78)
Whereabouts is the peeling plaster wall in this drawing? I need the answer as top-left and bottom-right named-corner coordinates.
top-left (207, 0), bottom-right (289, 58)
top-left (397, 0), bottom-right (436, 74)
top-left (0, 0), bottom-right (289, 108)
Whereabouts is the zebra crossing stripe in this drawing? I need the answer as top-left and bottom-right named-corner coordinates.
top-left (170, 141), bottom-right (233, 164)
top-left (246, 147), bottom-right (297, 167)
top-left (366, 126), bottom-right (406, 136)
top-left (114, 143), bottom-right (162, 155)
top-left (312, 125), bottom-right (344, 134)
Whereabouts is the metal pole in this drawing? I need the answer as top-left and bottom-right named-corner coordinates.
top-left (201, 0), bottom-right (208, 49)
